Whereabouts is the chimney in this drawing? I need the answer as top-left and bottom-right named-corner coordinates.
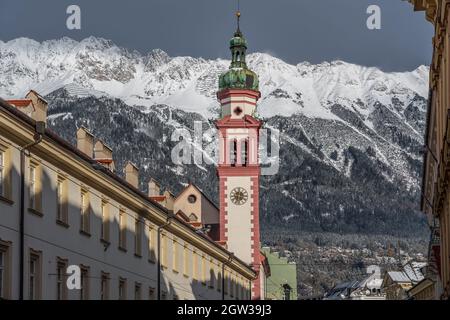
top-left (148, 178), bottom-right (161, 196)
top-left (94, 140), bottom-right (115, 172)
top-left (163, 190), bottom-right (175, 212)
top-left (124, 161), bottom-right (139, 189)
top-left (25, 90), bottom-right (48, 123)
top-left (76, 127), bottom-right (94, 157)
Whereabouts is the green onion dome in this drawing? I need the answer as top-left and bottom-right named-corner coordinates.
top-left (219, 26), bottom-right (259, 91)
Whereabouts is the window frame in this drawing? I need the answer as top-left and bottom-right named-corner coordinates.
top-left (56, 257), bottom-right (68, 300)
top-left (79, 188), bottom-right (91, 235)
top-left (28, 249), bottom-right (42, 300)
top-left (0, 240), bottom-right (12, 299)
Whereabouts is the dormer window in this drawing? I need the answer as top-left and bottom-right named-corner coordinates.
top-left (189, 213), bottom-right (198, 222)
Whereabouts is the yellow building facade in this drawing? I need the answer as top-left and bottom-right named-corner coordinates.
top-left (0, 93), bottom-right (255, 300)
top-left (408, 0), bottom-right (450, 299)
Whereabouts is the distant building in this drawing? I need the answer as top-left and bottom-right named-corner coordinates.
top-left (381, 261), bottom-right (426, 300)
top-left (324, 265), bottom-right (385, 300)
top-left (261, 247), bottom-right (297, 300)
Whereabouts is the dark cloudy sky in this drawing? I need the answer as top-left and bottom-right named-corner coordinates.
top-left (0, 0), bottom-right (433, 71)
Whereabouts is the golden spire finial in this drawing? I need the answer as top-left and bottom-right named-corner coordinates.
top-left (236, 0), bottom-right (241, 33)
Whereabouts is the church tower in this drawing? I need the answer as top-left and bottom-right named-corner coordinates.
top-left (216, 10), bottom-right (263, 300)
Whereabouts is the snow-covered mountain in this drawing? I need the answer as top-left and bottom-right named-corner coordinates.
top-left (0, 36), bottom-right (428, 119)
top-left (0, 36), bottom-right (429, 238)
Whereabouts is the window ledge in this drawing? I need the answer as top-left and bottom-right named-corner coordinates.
top-left (134, 253), bottom-right (142, 258)
top-left (183, 273), bottom-right (189, 278)
top-left (56, 220), bottom-right (69, 228)
top-left (118, 246), bottom-right (127, 253)
top-left (100, 238), bottom-right (110, 246)
top-left (148, 258), bottom-right (156, 264)
top-left (172, 269), bottom-right (179, 274)
top-left (0, 195), bottom-right (13, 205)
top-left (79, 229), bottom-right (91, 237)
top-left (28, 207), bottom-right (43, 217)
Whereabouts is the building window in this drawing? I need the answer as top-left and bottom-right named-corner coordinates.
top-left (0, 240), bottom-right (11, 299)
top-left (101, 272), bottom-right (109, 300)
top-left (28, 249), bottom-right (41, 300)
top-left (217, 268), bottom-right (222, 292)
top-left (56, 258), bottom-right (68, 300)
top-left (80, 189), bottom-right (90, 234)
top-left (172, 237), bottom-right (179, 272)
top-left (148, 226), bottom-right (156, 263)
top-left (161, 291), bottom-right (167, 300)
top-left (189, 213), bottom-right (198, 222)
top-left (0, 142), bottom-right (11, 201)
top-left (161, 233), bottom-right (167, 268)
top-left (183, 244), bottom-right (189, 277)
top-left (56, 176), bottom-right (68, 225)
top-left (187, 194), bottom-right (197, 203)
top-left (80, 265), bottom-right (89, 300)
top-left (209, 260), bottom-right (215, 289)
top-left (28, 161), bottom-right (42, 213)
top-left (230, 140), bottom-right (237, 166)
top-left (135, 218), bottom-right (142, 257)
top-left (242, 140), bottom-right (248, 166)
top-left (134, 282), bottom-right (141, 300)
top-left (148, 287), bottom-right (155, 300)
top-left (201, 255), bottom-right (206, 285)
top-left (230, 276), bottom-right (234, 298)
top-left (118, 209), bottom-right (127, 250)
top-left (224, 272), bottom-right (228, 295)
top-left (119, 278), bottom-right (127, 300)
top-left (193, 251), bottom-right (198, 280)
top-left (0, 150), bottom-right (4, 198)
top-left (101, 201), bottom-right (110, 242)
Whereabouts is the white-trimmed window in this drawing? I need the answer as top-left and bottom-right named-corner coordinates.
top-left (29, 165), bottom-right (36, 210)
top-left (148, 287), bottom-right (155, 300)
top-left (193, 251), bottom-right (198, 280)
top-left (56, 176), bottom-right (68, 225)
top-left (201, 255), bottom-right (207, 285)
top-left (0, 240), bottom-right (12, 299)
top-left (0, 151), bottom-right (4, 197)
top-left (56, 258), bottom-right (68, 300)
top-left (209, 259), bottom-right (215, 289)
top-left (148, 226), bottom-right (156, 263)
top-left (172, 237), bottom-right (179, 272)
top-left (134, 282), bottom-right (141, 300)
top-left (135, 218), bottom-right (142, 257)
top-left (183, 244), bottom-right (189, 277)
top-left (80, 189), bottom-right (90, 234)
top-left (161, 233), bottom-right (167, 268)
top-left (101, 201), bottom-right (110, 242)
top-left (119, 209), bottom-right (127, 250)
top-left (79, 265), bottom-right (89, 300)
top-left (0, 141), bottom-right (11, 201)
top-left (101, 272), bottom-right (109, 300)
top-left (29, 249), bottom-right (42, 300)
top-left (119, 277), bottom-right (127, 300)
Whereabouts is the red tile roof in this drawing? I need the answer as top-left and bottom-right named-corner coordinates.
top-left (6, 99), bottom-right (34, 109)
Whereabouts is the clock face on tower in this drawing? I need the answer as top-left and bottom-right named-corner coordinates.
top-left (230, 187), bottom-right (248, 205)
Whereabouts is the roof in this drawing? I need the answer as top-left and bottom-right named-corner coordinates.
top-left (6, 99), bottom-right (34, 109)
top-left (0, 97), bottom-right (255, 277)
top-left (387, 271), bottom-right (411, 283)
top-left (176, 183), bottom-right (219, 211)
